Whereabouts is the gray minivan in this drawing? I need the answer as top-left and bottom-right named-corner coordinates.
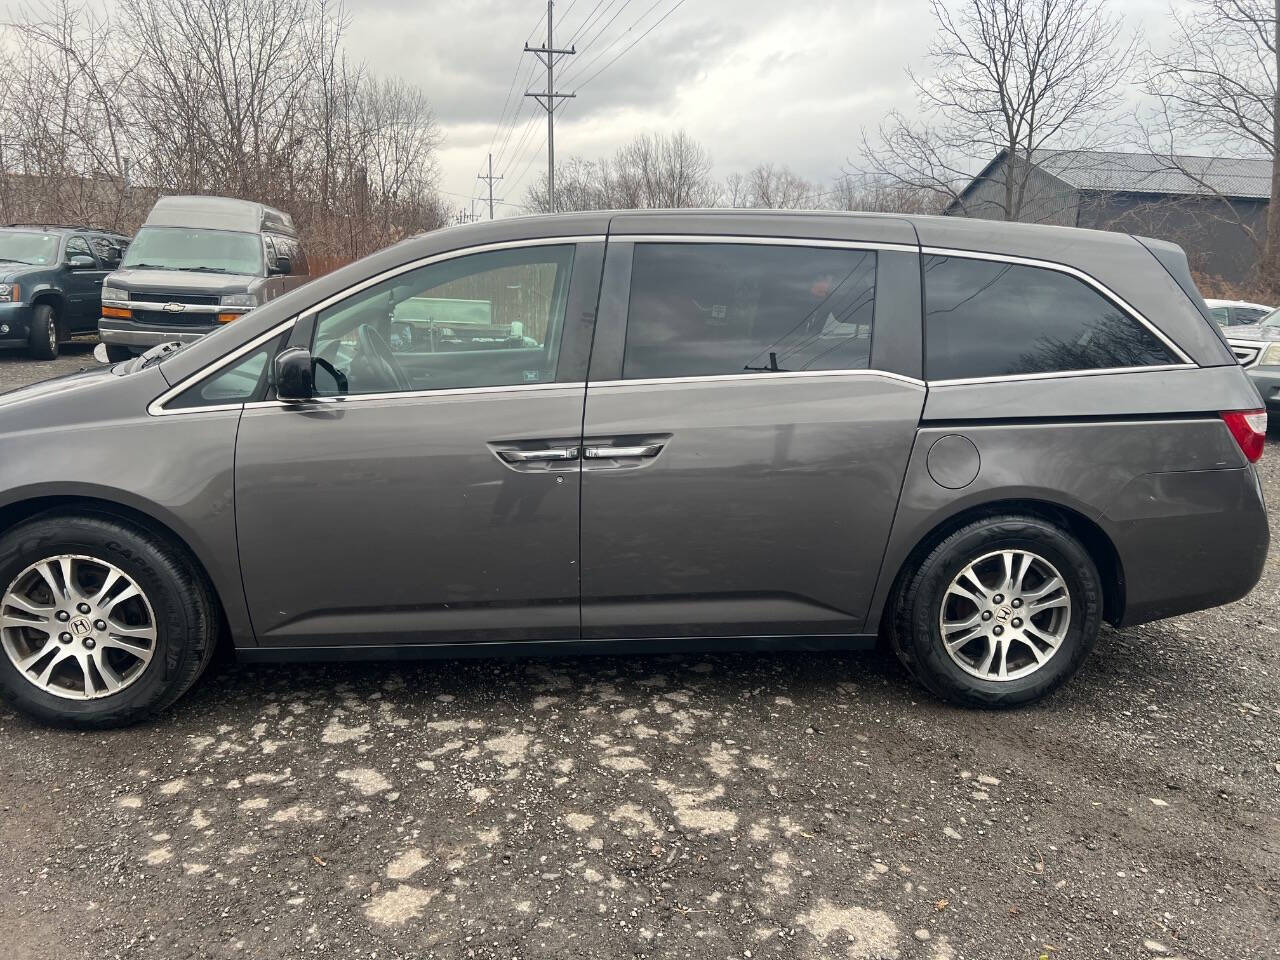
top-left (0, 211), bottom-right (1267, 727)
top-left (98, 195), bottom-right (309, 359)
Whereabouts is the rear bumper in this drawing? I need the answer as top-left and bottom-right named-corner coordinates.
top-left (1245, 366), bottom-right (1280, 410)
top-left (99, 318), bottom-right (213, 349)
top-left (1105, 465), bottom-right (1269, 626)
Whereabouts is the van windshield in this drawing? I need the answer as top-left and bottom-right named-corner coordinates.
top-left (122, 226), bottom-right (263, 275)
top-left (0, 231), bottom-right (60, 265)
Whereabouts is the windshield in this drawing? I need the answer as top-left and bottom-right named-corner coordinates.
top-left (1260, 307), bottom-right (1280, 328)
top-left (122, 226), bottom-right (263, 275)
top-left (0, 231), bottom-right (60, 265)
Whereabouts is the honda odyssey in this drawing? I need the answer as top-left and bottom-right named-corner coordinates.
top-left (0, 211), bottom-right (1267, 727)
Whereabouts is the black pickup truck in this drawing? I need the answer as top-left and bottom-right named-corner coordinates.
top-left (0, 224), bottom-right (131, 359)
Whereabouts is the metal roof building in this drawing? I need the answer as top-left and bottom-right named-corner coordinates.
top-left (949, 149), bottom-right (1272, 287)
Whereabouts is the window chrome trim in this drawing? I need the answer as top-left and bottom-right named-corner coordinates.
top-left (241, 381), bottom-right (586, 411)
top-left (147, 235), bottom-right (604, 416)
top-left (928, 363), bottom-right (1195, 388)
top-left (619, 234), bottom-right (917, 253)
top-left (588, 369), bottom-right (926, 388)
top-left (147, 318), bottom-right (297, 417)
top-left (919, 246), bottom-right (1194, 366)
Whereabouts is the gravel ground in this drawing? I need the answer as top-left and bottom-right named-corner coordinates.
top-left (0, 345), bottom-right (1276, 960)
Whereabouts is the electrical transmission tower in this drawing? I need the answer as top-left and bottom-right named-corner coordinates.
top-left (524, 1), bottom-right (575, 211)
top-left (477, 152), bottom-right (504, 220)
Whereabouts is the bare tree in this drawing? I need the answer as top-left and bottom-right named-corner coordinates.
top-left (0, 0), bottom-right (447, 268)
top-left (725, 163), bottom-right (821, 208)
top-left (526, 130), bottom-right (719, 212)
top-left (1145, 0), bottom-right (1280, 291)
top-left (857, 0), bottom-right (1139, 221)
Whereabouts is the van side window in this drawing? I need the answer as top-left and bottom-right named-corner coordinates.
top-left (622, 243), bottom-right (876, 379)
top-left (923, 255), bottom-right (1177, 381)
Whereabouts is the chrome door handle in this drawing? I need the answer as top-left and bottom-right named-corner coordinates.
top-left (583, 443), bottom-right (664, 459)
top-left (498, 446), bottom-right (579, 463)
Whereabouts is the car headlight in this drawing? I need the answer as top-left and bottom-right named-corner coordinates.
top-left (101, 286), bottom-right (127, 302)
top-left (220, 293), bottom-right (257, 308)
top-left (0, 283), bottom-right (19, 302)
top-left (1261, 343), bottom-right (1280, 365)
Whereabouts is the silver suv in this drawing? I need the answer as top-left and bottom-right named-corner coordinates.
top-left (0, 211), bottom-right (1267, 727)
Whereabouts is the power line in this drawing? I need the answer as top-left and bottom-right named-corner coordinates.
top-left (558, 0), bottom-right (660, 88)
top-left (557, 0), bottom-right (636, 86)
top-left (571, 0), bottom-right (689, 91)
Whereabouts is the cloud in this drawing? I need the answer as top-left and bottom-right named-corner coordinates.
top-left (339, 0), bottom-right (1180, 213)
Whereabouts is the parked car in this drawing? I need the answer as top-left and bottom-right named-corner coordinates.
top-left (1223, 306), bottom-right (1280, 412)
top-left (98, 195), bottom-right (309, 360)
top-left (0, 224), bottom-right (129, 359)
top-left (1205, 298), bottom-right (1273, 327)
top-left (0, 211), bottom-right (1267, 727)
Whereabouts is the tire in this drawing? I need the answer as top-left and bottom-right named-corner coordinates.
top-left (0, 513), bottom-right (216, 728)
top-left (104, 343), bottom-right (134, 362)
top-left (27, 303), bottom-right (58, 360)
top-left (891, 514), bottom-right (1102, 708)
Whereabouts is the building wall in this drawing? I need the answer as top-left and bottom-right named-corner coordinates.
top-left (1075, 192), bottom-right (1266, 289)
top-left (950, 156), bottom-right (1080, 226)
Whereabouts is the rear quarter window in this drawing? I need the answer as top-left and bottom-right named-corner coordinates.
top-left (923, 255), bottom-right (1178, 381)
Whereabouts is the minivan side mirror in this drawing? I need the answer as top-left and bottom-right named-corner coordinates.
top-left (275, 346), bottom-right (314, 401)
top-left (271, 254), bottom-right (292, 276)
top-left (67, 254), bottom-right (96, 269)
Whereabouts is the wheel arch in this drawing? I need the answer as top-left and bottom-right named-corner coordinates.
top-left (0, 493), bottom-right (235, 645)
top-left (28, 289), bottom-right (65, 318)
top-left (876, 497), bottom-right (1125, 632)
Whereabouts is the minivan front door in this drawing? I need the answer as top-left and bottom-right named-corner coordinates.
top-left (579, 233), bottom-right (926, 640)
top-left (233, 240), bottom-right (603, 648)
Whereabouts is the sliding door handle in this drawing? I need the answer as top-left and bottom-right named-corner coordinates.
top-left (498, 446), bottom-right (579, 463)
top-left (583, 443), bottom-right (664, 459)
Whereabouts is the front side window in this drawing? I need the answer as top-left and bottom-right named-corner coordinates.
top-left (312, 245), bottom-right (574, 396)
top-left (0, 230), bottom-right (59, 265)
top-left (65, 236), bottom-right (94, 263)
top-left (1236, 307), bottom-right (1268, 324)
top-left (623, 243), bottom-right (876, 379)
top-left (923, 255), bottom-right (1177, 381)
top-left (122, 227), bottom-right (264, 276)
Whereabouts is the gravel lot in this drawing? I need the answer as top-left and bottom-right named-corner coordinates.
top-left (0, 344), bottom-right (1276, 960)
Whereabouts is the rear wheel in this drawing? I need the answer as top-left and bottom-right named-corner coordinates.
top-left (891, 514), bottom-right (1102, 708)
top-left (0, 514), bottom-right (215, 728)
top-left (27, 303), bottom-right (58, 360)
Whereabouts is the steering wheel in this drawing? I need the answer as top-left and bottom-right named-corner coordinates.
top-left (355, 324), bottom-right (412, 393)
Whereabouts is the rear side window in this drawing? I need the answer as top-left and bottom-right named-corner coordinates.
top-left (923, 255), bottom-right (1177, 381)
top-left (623, 243), bottom-right (876, 379)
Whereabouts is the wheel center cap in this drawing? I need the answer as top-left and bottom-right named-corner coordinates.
top-left (70, 617), bottom-right (93, 636)
top-left (994, 605), bottom-right (1013, 623)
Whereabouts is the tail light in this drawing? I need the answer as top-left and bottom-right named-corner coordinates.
top-left (1221, 410), bottom-right (1268, 463)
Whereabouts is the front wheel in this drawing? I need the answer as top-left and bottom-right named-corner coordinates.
top-left (891, 514), bottom-right (1102, 708)
top-left (0, 513), bottom-right (216, 728)
top-left (27, 303), bottom-right (58, 360)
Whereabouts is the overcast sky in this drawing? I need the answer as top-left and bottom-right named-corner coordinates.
top-left (341, 0), bottom-right (1180, 217)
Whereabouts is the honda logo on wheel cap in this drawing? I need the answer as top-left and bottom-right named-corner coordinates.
top-left (162, 302), bottom-right (186, 313)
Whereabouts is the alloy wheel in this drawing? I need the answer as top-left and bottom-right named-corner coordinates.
top-left (0, 555), bottom-right (157, 700)
top-left (938, 549), bottom-right (1071, 682)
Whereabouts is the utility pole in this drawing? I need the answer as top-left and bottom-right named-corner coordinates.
top-left (524, 0), bottom-right (575, 211)
top-left (477, 152), bottom-right (504, 219)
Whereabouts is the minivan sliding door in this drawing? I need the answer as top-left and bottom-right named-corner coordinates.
top-left (579, 237), bottom-right (925, 641)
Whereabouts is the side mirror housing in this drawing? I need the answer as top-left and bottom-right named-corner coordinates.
top-left (275, 346), bottom-right (314, 401)
top-left (67, 254), bottom-right (96, 269)
top-left (271, 255), bottom-right (292, 276)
